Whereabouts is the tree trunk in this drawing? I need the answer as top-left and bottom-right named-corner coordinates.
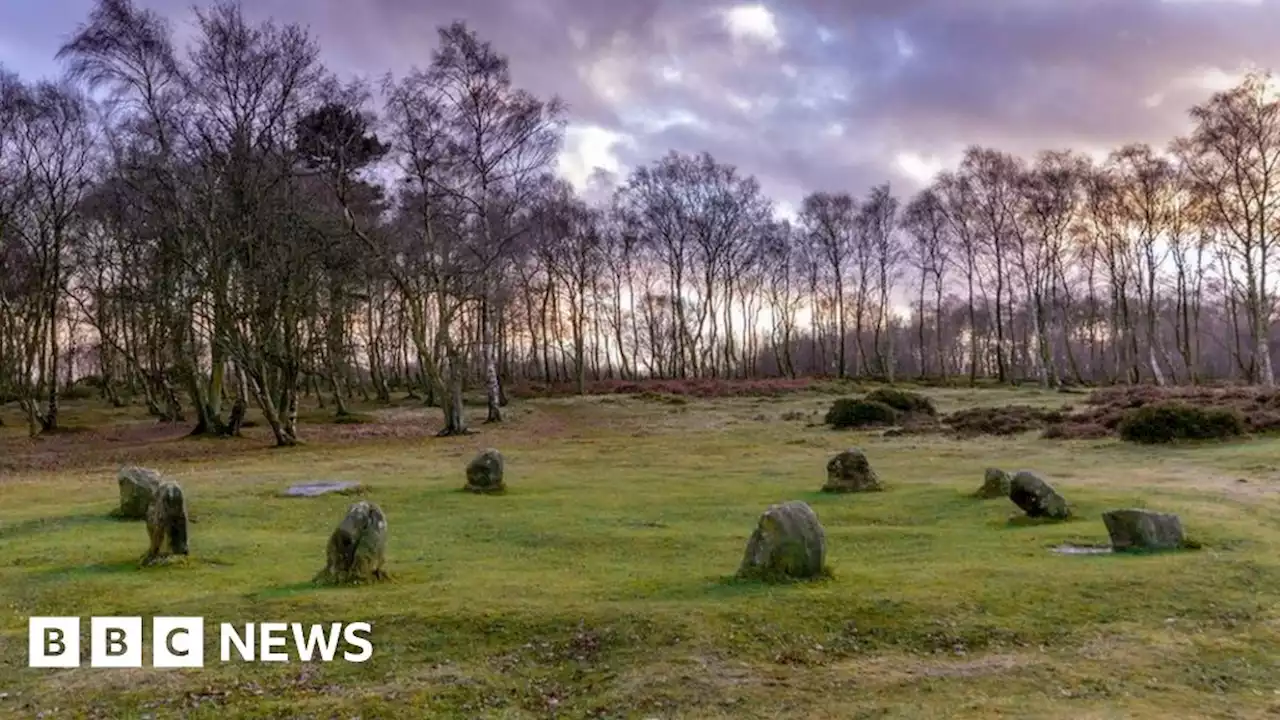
top-left (223, 367), bottom-right (249, 437)
top-left (917, 272), bottom-right (928, 378)
top-left (438, 346), bottom-right (470, 436)
top-left (248, 368), bottom-right (297, 448)
top-left (482, 293), bottom-right (503, 423)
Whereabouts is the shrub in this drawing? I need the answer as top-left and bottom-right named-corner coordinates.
top-left (944, 405), bottom-right (1064, 436)
top-left (863, 388), bottom-right (937, 417)
top-left (1117, 402), bottom-right (1245, 444)
top-left (60, 385), bottom-right (97, 401)
top-left (825, 398), bottom-right (899, 429)
top-left (507, 377), bottom-right (818, 400)
top-left (1246, 409), bottom-right (1280, 433)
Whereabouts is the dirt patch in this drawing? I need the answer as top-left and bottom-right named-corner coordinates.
top-left (0, 404), bottom-right (577, 477)
top-left (829, 651), bottom-right (1042, 684)
top-left (508, 377), bottom-right (835, 400)
top-left (909, 653), bottom-right (1033, 679)
top-left (1065, 466), bottom-right (1280, 501)
top-left (617, 650), bottom-right (1038, 701)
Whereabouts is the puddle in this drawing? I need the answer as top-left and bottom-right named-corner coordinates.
top-left (1051, 543), bottom-right (1113, 555)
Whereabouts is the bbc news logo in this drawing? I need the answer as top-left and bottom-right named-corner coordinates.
top-left (29, 617), bottom-right (373, 668)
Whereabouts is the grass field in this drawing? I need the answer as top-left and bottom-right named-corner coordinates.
top-left (2, 385), bottom-right (1280, 719)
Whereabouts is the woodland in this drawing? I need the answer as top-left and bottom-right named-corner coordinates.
top-left (2, 0), bottom-right (1279, 446)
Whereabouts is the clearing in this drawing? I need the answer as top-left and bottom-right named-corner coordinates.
top-left (1, 385), bottom-right (1279, 719)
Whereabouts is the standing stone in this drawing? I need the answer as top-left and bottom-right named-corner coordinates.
top-left (142, 481), bottom-right (188, 565)
top-left (737, 501), bottom-right (828, 581)
top-left (1009, 471), bottom-right (1070, 519)
top-left (117, 466), bottom-right (162, 519)
top-left (1102, 509), bottom-right (1185, 551)
top-left (464, 449), bottom-right (505, 493)
top-left (315, 501), bottom-right (388, 584)
top-left (823, 448), bottom-right (883, 493)
top-left (976, 468), bottom-right (1012, 499)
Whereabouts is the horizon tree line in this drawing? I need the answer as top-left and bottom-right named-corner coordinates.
top-left (2, 0), bottom-right (1279, 444)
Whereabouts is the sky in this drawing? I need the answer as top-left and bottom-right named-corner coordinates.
top-left (1, 0), bottom-right (1277, 217)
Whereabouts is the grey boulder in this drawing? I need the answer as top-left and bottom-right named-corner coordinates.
top-left (1009, 471), bottom-right (1070, 519)
top-left (976, 468), bottom-right (1011, 499)
top-left (465, 449), bottom-right (505, 493)
top-left (1102, 509), bottom-right (1185, 552)
top-left (117, 466), bottom-right (162, 520)
top-left (822, 448), bottom-right (883, 493)
top-left (737, 501), bottom-right (828, 581)
top-left (314, 500), bottom-right (388, 584)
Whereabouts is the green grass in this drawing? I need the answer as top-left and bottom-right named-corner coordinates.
top-left (2, 387), bottom-right (1280, 718)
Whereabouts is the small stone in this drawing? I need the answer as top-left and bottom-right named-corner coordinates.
top-left (1009, 471), bottom-right (1070, 519)
top-left (737, 501), bottom-right (827, 581)
top-left (282, 481), bottom-right (365, 497)
top-left (976, 468), bottom-right (1012, 499)
top-left (314, 501), bottom-right (388, 584)
top-left (117, 466), bottom-right (162, 520)
top-left (464, 449), bottom-right (505, 494)
top-left (1102, 509), bottom-right (1185, 552)
top-left (822, 448), bottom-right (883, 493)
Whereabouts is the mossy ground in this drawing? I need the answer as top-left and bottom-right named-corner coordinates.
top-left (2, 385), bottom-right (1280, 718)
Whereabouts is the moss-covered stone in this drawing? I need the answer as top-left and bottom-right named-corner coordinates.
top-left (976, 468), bottom-right (1011, 499)
top-left (737, 501), bottom-right (827, 582)
top-left (1102, 509), bottom-right (1185, 551)
top-left (465, 449), bottom-right (505, 493)
top-left (143, 481), bottom-right (188, 565)
top-left (314, 501), bottom-right (388, 585)
top-left (1009, 470), bottom-right (1070, 519)
top-left (117, 466), bottom-right (161, 520)
top-left (822, 448), bottom-right (883, 493)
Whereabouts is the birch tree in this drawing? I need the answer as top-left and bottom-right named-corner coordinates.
top-left (1175, 71), bottom-right (1280, 386)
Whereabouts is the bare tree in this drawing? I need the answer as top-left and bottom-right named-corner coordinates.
top-left (1109, 144), bottom-right (1177, 385)
top-left (430, 22), bottom-right (565, 421)
top-left (534, 177), bottom-right (600, 394)
top-left (860, 184), bottom-right (902, 382)
top-left (901, 188), bottom-right (950, 379)
top-left (1015, 150), bottom-right (1087, 387)
top-left (1164, 163), bottom-right (1213, 382)
top-left (17, 1), bottom-right (1280, 442)
top-left (799, 192), bottom-right (857, 377)
top-left (3, 79), bottom-right (97, 434)
top-left (936, 170), bottom-right (985, 384)
top-left (1175, 71), bottom-right (1280, 386)
top-left (761, 220), bottom-right (804, 377)
top-left (959, 147), bottom-right (1022, 382)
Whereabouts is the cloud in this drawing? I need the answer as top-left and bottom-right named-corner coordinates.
top-left (722, 4), bottom-right (783, 51)
top-left (894, 151), bottom-right (945, 186)
top-left (558, 125), bottom-right (628, 192)
top-left (3, 0), bottom-right (1280, 209)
